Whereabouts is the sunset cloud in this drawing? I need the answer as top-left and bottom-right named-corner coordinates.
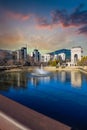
top-left (0, 31), bottom-right (27, 50)
top-left (6, 11), bottom-right (31, 21)
top-left (1, 3), bottom-right (87, 34)
top-left (0, 0), bottom-right (87, 54)
top-left (35, 16), bottom-right (52, 29)
top-left (36, 4), bottom-right (87, 34)
top-left (0, 32), bottom-right (25, 44)
top-left (79, 26), bottom-right (87, 34)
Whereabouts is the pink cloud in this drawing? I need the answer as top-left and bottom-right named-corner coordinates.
top-left (35, 15), bottom-right (76, 30)
top-left (6, 11), bottom-right (31, 21)
top-left (35, 16), bottom-right (52, 29)
top-left (36, 24), bottom-right (52, 30)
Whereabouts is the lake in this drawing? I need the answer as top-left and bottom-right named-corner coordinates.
top-left (0, 70), bottom-right (87, 130)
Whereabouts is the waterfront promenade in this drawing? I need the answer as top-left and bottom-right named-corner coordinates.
top-left (2, 65), bottom-right (87, 74)
top-left (0, 112), bottom-right (27, 130)
top-left (0, 95), bottom-right (71, 130)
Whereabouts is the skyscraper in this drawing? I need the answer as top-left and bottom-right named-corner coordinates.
top-left (33, 49), bottom-right (41, 63)
top-left (21, 47), bottom-right (27, 60)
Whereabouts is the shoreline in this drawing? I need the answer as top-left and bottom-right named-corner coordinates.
top-left (44, 66), bottom-right (87, 73)
top-left (3, 66), bottom-right (87, 74)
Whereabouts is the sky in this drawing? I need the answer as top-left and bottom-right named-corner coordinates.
top-left (0, 0), bottom-right (87, 55)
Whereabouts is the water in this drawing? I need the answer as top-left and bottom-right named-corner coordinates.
top-left (0, 70), bottom-right (87, 130)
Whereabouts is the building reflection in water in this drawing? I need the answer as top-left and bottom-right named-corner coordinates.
top-left (17, 73), bottom-right (20, 87)
top-left (52, 72), bottom-right (59, 81)
top-left (31, 77), bottom-right (39, 87)
top-left (0, 71), bottom-right (83, 91)
top-left (12, 72), bottom-right (27, 89)
top-left (30, 76), bottom-right (50, 87)
top-left (0, 72), bottom-right (28, 90)
top-left (40, 76), bottom-right (50, 83)
top-left (71, 71), bottom-right (82, 88)
top-left (56, 71), bottom-right (70, 83)
top-left (54, 71), bottom-right (82, 88)
top-left (60, 71), bottom-right (66, 82)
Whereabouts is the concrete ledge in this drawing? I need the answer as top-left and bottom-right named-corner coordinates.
top-left (0, 112), bottom-right (29, 130)
top-left (0, 95), bottom-right (71, 130)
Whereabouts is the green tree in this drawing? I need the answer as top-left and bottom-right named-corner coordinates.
top-left (48, 59), bottom-right (60, 66)
top-left (77, 56), bottom-right (87, 66)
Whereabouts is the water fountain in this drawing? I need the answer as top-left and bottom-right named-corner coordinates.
top-left (31, 65), bottom-right (50, 77)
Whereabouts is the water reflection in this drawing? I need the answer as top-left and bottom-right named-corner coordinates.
top-left (55, 71), bottom-right (71, 83)
top-left (29, 71), bottom-right (83, 88)
top-left (60, 71), bottom-right (66, 82)
top-left (0, 70), bottom-right (87, 130)
top-left (0, 72), bottom-right (28, 91)
top-left (0, 71), bottom-right (84, 90)
top-left (71, 71), bottom-right (82, 88)
top-left (30, 76), bottom-right (50, 87)
top-left (17, 73), bottom-right (20, 87)
top-left (53, 71), bottom-right (82, 88)
top-left (30, 77), bottom-right (40, 87)
top-left (40, 76), bottom-right (50, 83)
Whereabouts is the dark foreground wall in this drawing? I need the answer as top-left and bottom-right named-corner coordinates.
top-left (0, 95), bottom-right (71, 130)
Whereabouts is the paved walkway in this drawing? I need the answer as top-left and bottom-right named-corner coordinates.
top-left (0, 95), bottom-right (71, 130)
top-left (0, 112), bottom-right (29, 130)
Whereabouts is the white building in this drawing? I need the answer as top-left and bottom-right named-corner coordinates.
top-left (41, 54), bottom-right (50, 62)
top-left (16, 47), bottom-right (27, 61)
top-left (58, 53), bottom-right (66, 61)
top-left (16, 50), bottom-right (21, 60)
top-left (53, 53), bottom-right (66, 61)
top-left (71, 46), bottom-right (83, 65)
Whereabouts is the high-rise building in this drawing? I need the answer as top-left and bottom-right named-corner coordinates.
top-left (16, 50), bottom-right (21, 61)
top-left (33, 49), bottom-right (40, 63)
top-left (21, 47), bottom-right (27, 60)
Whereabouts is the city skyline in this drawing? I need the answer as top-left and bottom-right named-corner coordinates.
top-left (0, 0), bottom-right (87, 55)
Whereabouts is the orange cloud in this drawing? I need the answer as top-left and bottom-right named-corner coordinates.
top-left (36, 20), bottom-right (79, 33)
top-left (36, 24), bottom-right (52, 30)
top-left (35, 16), bottom-right (52, 30)
top-left (6, 11), bottom-right (31, 21)
top-left (0, 32), bottom-right (24, 44)
top-left (35, 15), bottom-right (75, 30)
top-left (0, 31), bottom-right (26, 50)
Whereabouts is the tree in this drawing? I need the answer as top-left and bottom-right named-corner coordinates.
top-left (77, 56), bottom-right (87, 66)
top-left (48, 59), bottom-right (60, 66)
